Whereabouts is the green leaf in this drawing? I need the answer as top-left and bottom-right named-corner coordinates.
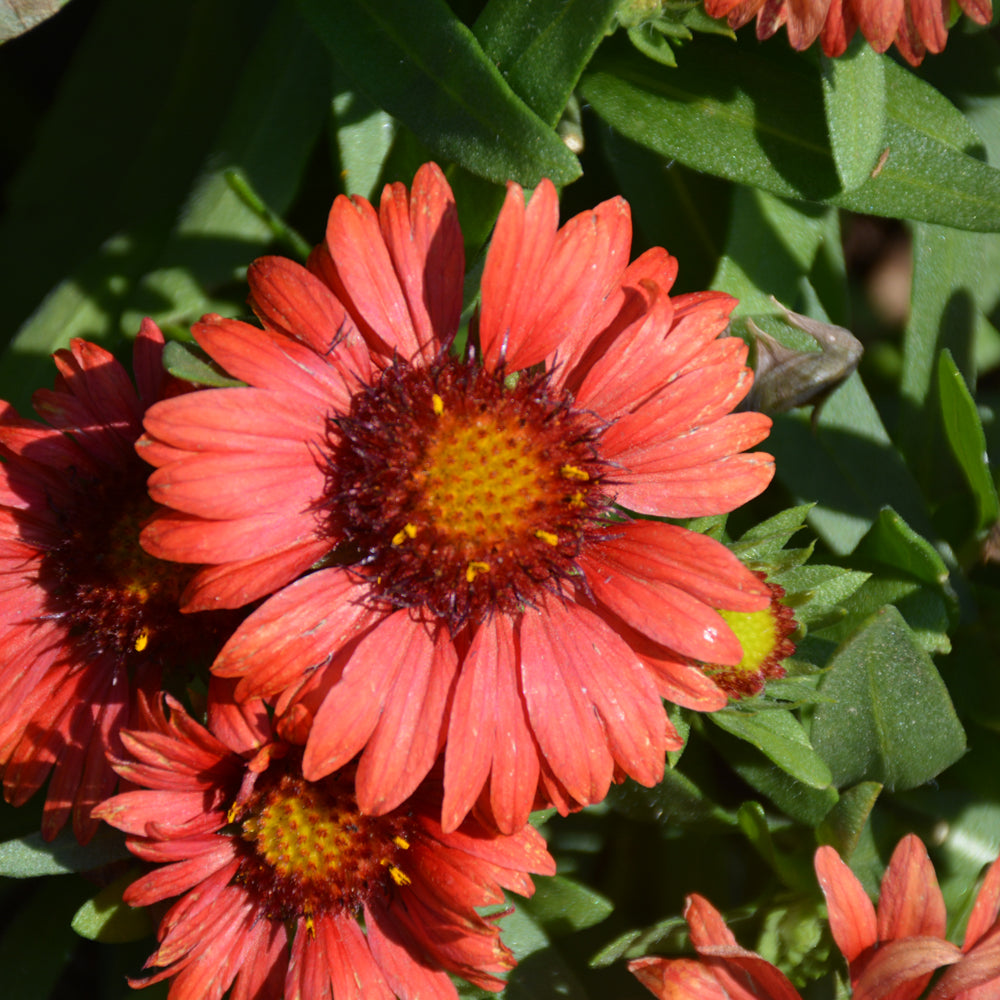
top-left (499, 902), bottom-right (592, 1000)
top-left (120, 0), bottom-right (331, 336)
top-left (580, 38), bottom-right (1000, 231)
top-left (0, 825), bottom-right (130, 877)
top-left (522, 876), bottom-right (613, 936)
top-left (816, 782), bottom-right (883, 859)
top-left (331, 87), bottom-right (398, 200)
top-left (856, 508), bottom-right (950, 587)
top-left (699, 718), bottom-right (838, 826)
top-left (729, 504), bottom-right (813, 565)
top-left (474, 0), bottom-right (619, 126)
top-left (162, 340), bottom-right (245, 388)
top-left (811, 605), bottom-right (966, 789)
top-left (297, 0), bottom-right (580, 187)
top-left (938, 349), bottom-right (1000, 532)
top-left (737, 801), bottom-right (817, 892)
top-left (709, 708), bottom-right (833, 790)
top-left (71, 872), bottom-right (152, 944)
top-left (608, 767), bottom-right (736, 828)
top-left (821, 44), bottom-right (886, 192)
top-left (0, 878), bottom-right (90, 1000)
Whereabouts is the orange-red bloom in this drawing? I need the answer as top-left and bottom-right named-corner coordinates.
top-left (95, 685), bottom-right (554, 1000)
top-left (630, 834), bottom-right (1000, 1000)
top-left (0, 322), bottom-right (233, 841)
top-left (704, 0), bottom-right (992, 65)
top-left (138, 162), bottom-right (774, 834)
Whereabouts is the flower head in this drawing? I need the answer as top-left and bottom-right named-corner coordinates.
top-left (702, 573), bottom-right (797, 698)
top-left (0, 321), bottom-right (235, 841)
top-left (95, 684), bottom-right (554, 1000)
top-left (138, 163), bottom-right (774, 833)
top-left (630, 834), bottom-right (1000, 1000)
top-left (703, 0), bottom-right (993, 65)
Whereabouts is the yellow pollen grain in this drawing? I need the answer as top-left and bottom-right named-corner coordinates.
top-left (134, 629), bottom-right (150, 652)
top-left (394, 835), bottom-right (410, 850)
top-left (392, 523), bottom-right (418, 546)
top-left (466, 561), bottom-right (490, 583)
top-left (432, 394), bottom-right (444, 415)
top-left (561, 464), bottom-right (589, 481)
top-left (569, 492), bottom-right (585, 508)
top-left (389, 865), bottom-right (411, 886)
top-left (535, 529), bottom-right (559, 547)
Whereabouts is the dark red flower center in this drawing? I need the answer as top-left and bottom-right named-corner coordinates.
top-left (231, 766), bottom-right (412, 922)
top-left (40, 461), bottom-right (231, 669)
top-left (325, 356), bottom-right (614, 629)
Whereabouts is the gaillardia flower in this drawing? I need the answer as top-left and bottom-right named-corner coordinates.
top-left (630, 834), bottom-right (1000, 1000)
top-left (704, 0), bottom-right (992, 65)
top-left (95, 685), bottom-right (555, 1000)
top-left (139, 162), bottom-right (774, 833)
top-left (0, 322), bottom-right (234, 841)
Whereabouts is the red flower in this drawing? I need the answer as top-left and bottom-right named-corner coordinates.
top-left (94, 684), bottom-right (555, 1000)
top-left (703, 0), bottom-right (992, 65)
top-left (816, 835), bottom-right (1000, 999)
top-left (630, 835), bottom-right (1000, 1000)
top-left (138, 162), bottom-right (774, 833)
top-left (0, 322), bottom-right (234, 841)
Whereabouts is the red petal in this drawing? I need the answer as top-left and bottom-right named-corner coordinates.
top-left (814, 845), bottom-right (878, 964)
top-left (302, 611), bottom-right (426, 783)
top-left (320, 914), bottom-right (393, 1000)
top-left (378, 161), bottom-right (464, 362)
top-left (581, 529), bottom-right (749, 664)
top-left (213, 568), bottom-right (375, 702)
top-left (628, 956), bottom-right (730, 1000)
top-left (443, 615), bottom-right (540, 835)
top-left (517, 599), bottom-right (618, 805)
top-left (356, 624), bottom-right (457, 814)
top-left (965, 856), bottom-right (1000, 950)
top-left (877, 835), bottom-right (946, 941)
top-left (855, 0), bottom-right (904, 50)
top-left (853, 937), bottom-right (961, 1000)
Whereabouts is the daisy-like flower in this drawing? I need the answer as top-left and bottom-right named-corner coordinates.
top-left (0, 321), bottom-right (235, 842)
top-left (94, 684), bottom-right (555, 1000)
top-left (701, 572), bottom-right (797, 699)
top-left (630, 834), bottom-right (1000, 999)
top-left (138, 162), bottom-right (774, 833)
top-left (704, 0), bottom-right (993, 66)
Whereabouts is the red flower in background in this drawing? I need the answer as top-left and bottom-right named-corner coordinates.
top-left (138, 162), bottom-right (774, 834)
top-left (0, 322), bottom-right (234, 841)
top-left (630, 834), bottom-right (1000, 1000)
top-left (95, 684), bottom-right (554, 1000)
top-left (704, 0), bottom-right (992, 65)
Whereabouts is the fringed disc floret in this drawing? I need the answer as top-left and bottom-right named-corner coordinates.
top-left (324, 355), bottom-right (615, 630)
top-left (230, 758), bottom-right (412, 923)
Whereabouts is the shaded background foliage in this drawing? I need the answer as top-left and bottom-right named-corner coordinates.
top-left (1, 0), bottom-right (1000, 997)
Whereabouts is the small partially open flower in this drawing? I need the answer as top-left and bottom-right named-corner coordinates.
top-left (95, 684), bottom-right (554, 1000)
top-left (703, 0), bottom-right (993, 65)
top-left (0, 322), bottom-right (235, 841)
top-left (701, 572), bottom-right (797, 698)
top-left (630, 834), bottom-right (1000, 1000)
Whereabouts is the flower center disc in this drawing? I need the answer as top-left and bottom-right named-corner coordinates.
top-left (327, 357), bottom-right (613, 629)
top-left (234, 771), bottom-right (410, 921)
top-left (41, 469), bottom-right (221, 663)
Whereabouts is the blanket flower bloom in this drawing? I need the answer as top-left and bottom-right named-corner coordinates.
top-left (94, 685), bottom-right (555, 1000)
top-left (703, 0), bottom-right (993, 65)
top-left (138, 162), bottom-right (774, 833)
top-left (0, 321), bottom-right (234, 842)
top-left (630, 834), bottom-right (1000, 1000)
